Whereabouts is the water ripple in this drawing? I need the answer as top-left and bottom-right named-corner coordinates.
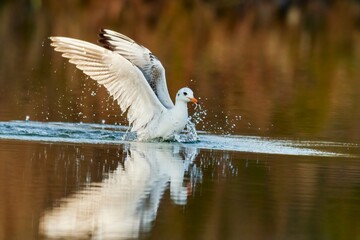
top-left (0, 121), bottom-right (356, 157)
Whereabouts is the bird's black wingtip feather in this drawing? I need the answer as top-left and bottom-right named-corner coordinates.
top-left (97, 38), bottom-right (114, 51)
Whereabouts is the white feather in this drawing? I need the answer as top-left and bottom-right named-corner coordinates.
top-left (50, 32), bottom-right (197, 141)
top-left (50, 37), bottom-right (165, 138)
top-left (99, 29), bottom-right (174, 109)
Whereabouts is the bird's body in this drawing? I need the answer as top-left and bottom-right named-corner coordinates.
top-left (153, 101), bottom-right (188, 139)
top-left (132, 87), bottom-right (193, 140)
top-left (50, 29), bottom-right (197, 141)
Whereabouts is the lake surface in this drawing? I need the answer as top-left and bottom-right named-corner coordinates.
top-left (0, 121), bottom-right (359, 240)
top-left (1, 1), bottom-right (360, 239)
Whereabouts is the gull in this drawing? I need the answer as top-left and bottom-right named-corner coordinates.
top-left (50, 29), bottom-right (198, 141)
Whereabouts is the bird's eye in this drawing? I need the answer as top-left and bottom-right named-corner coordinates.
top-left (177, 93), bottom-right (180, 96)
top-left (183, 92), bottom-right (187, 96)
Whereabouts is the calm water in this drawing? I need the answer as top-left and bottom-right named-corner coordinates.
top-left (1, 1), bottom-right (360, 239)
top-left (0, 122), bottom-right (359, 240)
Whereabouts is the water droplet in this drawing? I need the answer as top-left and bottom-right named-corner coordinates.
top-left (25, 116), bottom-right (30, 121)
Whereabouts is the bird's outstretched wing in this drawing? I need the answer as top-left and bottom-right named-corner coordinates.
top-left (50, 36), bottom-right (166, 132)
top-left (98, 29), bottom-right (174, 109)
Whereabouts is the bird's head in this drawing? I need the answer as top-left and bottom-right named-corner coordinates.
top-left (176, 87), bottom-right (198, 104)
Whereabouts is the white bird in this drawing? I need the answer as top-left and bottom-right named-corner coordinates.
top-left (50, 29), bottom-right (198, 141)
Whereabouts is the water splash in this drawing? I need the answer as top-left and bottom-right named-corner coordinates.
top-left (0, 121), bottom-right (355, 157)
top-left (175, 120), bottom-right (199, 143)
top-left (191, 104), bottom-right (207, 126)
top-left (189, 100), bottom-right (245, 135)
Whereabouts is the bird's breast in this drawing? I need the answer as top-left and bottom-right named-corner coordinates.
top-left (152, 109), bottom-right (188, 139)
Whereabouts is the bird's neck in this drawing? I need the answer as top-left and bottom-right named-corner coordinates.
top-left (174, 100), bottom-right (188, 109)
top-left (173, 101), bottom-right (188, 118)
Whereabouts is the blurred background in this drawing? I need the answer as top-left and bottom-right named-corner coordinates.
top-left (1, 2), bottom-right (360, 240)
top-left (1, 0), bottom-right (360, 142)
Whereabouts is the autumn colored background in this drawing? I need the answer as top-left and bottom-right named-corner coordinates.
top-left (1, 1), bottom-right (360, 240)
top-left (1, 0), bottom-right (360, 142)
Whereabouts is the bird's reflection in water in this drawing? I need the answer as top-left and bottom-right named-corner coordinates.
top-left (40, 142), bottom-right (199, 239)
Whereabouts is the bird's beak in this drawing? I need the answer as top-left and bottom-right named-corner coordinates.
top-left (189, 97), bottom-right (198, 104)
